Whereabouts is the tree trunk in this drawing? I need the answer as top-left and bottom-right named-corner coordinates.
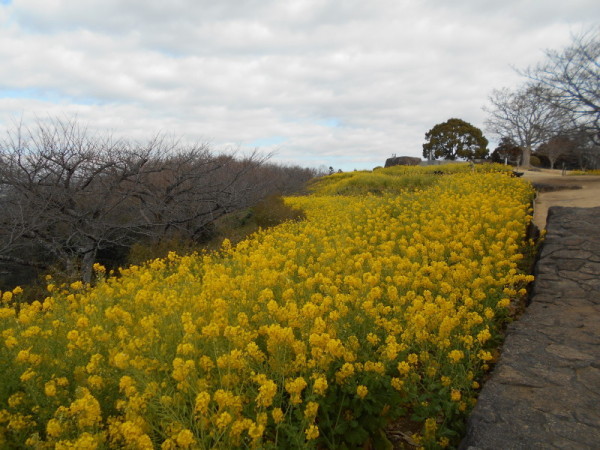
top-left (521, 147), bottom-right (531, 168)
top-left (81, 248), bottom-right (97, 284)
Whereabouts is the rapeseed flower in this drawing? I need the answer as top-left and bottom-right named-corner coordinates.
top-left (0, 168), bottom-right (535, 448)
top-left (356, 385), bottom-right (368, 399)
top-left (305, 424), bottom-right (320, 440)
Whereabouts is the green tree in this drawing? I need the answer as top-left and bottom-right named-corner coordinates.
top-left (422, 118), bottom-right (489, 161)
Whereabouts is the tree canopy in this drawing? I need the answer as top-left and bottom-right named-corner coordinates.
top-left (422, 118), bottom-right (489, 161)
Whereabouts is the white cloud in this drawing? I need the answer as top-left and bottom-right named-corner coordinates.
top-left (0, 0), bottom-right (598, 170)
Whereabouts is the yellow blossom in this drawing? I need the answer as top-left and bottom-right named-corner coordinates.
top-left (312, 376), bottom-right (328, 396)
top-left (391, 377), bottom-right (404, 391)
top-left (305, 424), bottom-right (320, 440)
top-left (497, 298), bottom-right (511, 308)
top-left (20, 368), bottom-right (36, 382)
top-left (175, 429), bottom-right (195, 448)
top-left (448, 349), bottom-right (464, 363)
top-left (335, 363), bottom-right (355, 384)
top-left (451, 389), bottom-right (462, 402)
top-left (255, 379), bottom-right (278, 408)
top-left (44, 381), bottom-right (57, 397)
top-left (215, 411), bottom-right (233, 429)
top-left (248, 422), bottom-right (265, 440)
top-left (194, 392), bottom-right (211, 415)
top-left (46, 419), bottom-right (62, 437)
top-left (356, 385), bottom-right (368, 399)
top-left (477, 327), bottom-right (492, 344)
top-left (119, 376), bottom-right (137, 397)
top-left (272, 408), bottom-right (285, 424)
top-left (112, 352), bottom-right (130, 369)
top-left (304, 401), bottom-right (319, 421)
top-left (478, 350), bottom-right (493, 361)
top-left (70, 281), bottom-right (84, 290)
top-left (285, 377), bottom-right (307, 404)
top-left (397, 361), bottom-right (410, 375)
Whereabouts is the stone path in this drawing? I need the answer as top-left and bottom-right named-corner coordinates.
top-left (460, 206), bottom-right (600, 449)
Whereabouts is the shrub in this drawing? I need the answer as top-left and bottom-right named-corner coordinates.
top-left (529, 155), bottom-right (541, 167)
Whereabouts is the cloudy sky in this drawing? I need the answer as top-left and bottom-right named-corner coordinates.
top-left (0, 0), bottom-right (598, 170)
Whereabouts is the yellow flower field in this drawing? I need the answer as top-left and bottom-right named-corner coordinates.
top-left (0, 166), bottom-right (534, 448)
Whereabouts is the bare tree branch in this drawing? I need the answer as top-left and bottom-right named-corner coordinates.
top-left (520, 28), bottom-right (600, 143)
top-left (484, 84), bottom-right (572, 167)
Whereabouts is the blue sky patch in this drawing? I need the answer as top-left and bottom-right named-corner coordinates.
top-left (317, 118), bottom-right (341, 128)
top-left (0, 88), bottom-right (99, 106)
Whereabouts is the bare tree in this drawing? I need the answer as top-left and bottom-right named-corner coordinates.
top-left (0, 118), bottom-right (271, 282)
top-left (0, 119), bottom-right (140, 281)
top-left (569, 128), bottom-right (600, 170)
top-left (484, 84), bottom-right (571, 167)
top-left (124, 146), bottom-right (269, 241)
top-left (521, 29), bottom-right (599, 143)
top-left (536, 135), bottom-right (576, 169)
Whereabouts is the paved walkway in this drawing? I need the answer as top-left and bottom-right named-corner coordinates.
top-left (460, 206), bottom-right (600, 449)
top-left (520, 170), bottom-right (600, 229)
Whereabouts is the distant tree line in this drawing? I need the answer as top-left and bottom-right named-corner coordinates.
top-left (0, 118), bottom-right (319, 285)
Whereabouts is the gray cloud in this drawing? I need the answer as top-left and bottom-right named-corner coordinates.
top-left (0, 0), bottom-right (598, 170)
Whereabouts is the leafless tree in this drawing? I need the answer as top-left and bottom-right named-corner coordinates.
top-left (123, 146), bottom-right (270, 241)
top-left (0, 118), bottom-right (272, 282)
top-left (569, 128), bottom-right (600, 170)
top-left (521, 29), bottom-right (599, 143)
top-left (484, 84), bottom-right (572, 167)
top-left (536, 135), bottom-right (576, 169)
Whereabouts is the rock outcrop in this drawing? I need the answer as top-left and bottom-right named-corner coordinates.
top-left (384, 156), bottom-right (421, 167)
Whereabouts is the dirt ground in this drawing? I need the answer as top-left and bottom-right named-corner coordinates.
top-left (520, 169), bottom-right (600, 229)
